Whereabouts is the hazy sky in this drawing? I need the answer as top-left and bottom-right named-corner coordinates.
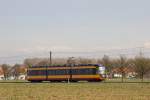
top-left (0, 0), bottom-right (150, 57)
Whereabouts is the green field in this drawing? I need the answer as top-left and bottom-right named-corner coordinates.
top-left (0, 82), bottom-right (150, 100)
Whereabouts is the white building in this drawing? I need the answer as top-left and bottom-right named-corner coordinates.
top-left (18, 74), bottom-right (26, 80)
top-left (0, 75), bottom-right (4, 80)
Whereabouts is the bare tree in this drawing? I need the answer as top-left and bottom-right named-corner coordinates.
top-left (37, 60), bottom-right (49, 66)
top-left (134, 56), bottom-right (150, 82)
top-left (52, 58), bottom-right (67, 65)
top-left (77, 58), bottom-right (95, 64)
top-left (1, 64), bottom-right (10, 80)
top-left (101, 55), bottom-right (113, 77)
top-left (24, 58), bottom-right (43, 66)
top-left (24, 58), bottom-right (68, 66)
top-left (13, 64), bottom-right (21, 80)
top-left (117, 55), bottom-right (128, 82)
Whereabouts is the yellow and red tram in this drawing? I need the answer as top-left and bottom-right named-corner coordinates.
top-left (27, 64), bottom-right (105, 82)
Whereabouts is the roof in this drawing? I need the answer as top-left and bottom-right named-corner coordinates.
top-left (111, 67), bottom-right (135, 74)
top-left (19, 65), bottom-right (27, 74)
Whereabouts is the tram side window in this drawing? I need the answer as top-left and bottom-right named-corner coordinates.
top-left (74, 68), bottom-right (96, 75)
top-left (71, 69), bottom-right (78, 75)
top-left (86, 68), bottom-right (96, 74)
top-left (28, 70), bottom-right (46, 76)
top-left (66, 69), bottom-right (70, 75)
top-left (48, 70), bottom-right (56, 75)
top-left (48, 69), bottom-right (68, 75)
top-left (84, 69), bottom-right (93, 75)
top-left (47, 68), bottom-right (96, 75)
top-left (55, 70), bottom-right (63, 75)
top-left (71, 69), bottom-right (82, 75)
top-left (92, 68), bottom-right (97, 74)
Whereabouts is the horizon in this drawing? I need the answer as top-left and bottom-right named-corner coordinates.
top-left (0, 47), bottom-right (150, 65)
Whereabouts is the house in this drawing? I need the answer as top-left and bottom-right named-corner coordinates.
top-left (16, 65), bottom-right (27, 80)
top-left (18, 74), bottom-right (26, 80)
top-left (0, 64), bottom-right (28, 80)
top-left (111, 66), bottom-right (137, 78)
top-left (7, 64), bottom-right (27, 80)
top-left (0, 66), bottom-right (4, 80)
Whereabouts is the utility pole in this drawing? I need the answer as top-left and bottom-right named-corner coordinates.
top-left (49, 51), bottom-right (52, 66)
top-left (139, 47), bottom-right (143, 57)
top-left (67, 57), bottom-right (75, 83)
top-left (139, 47), bottom-right (144, 82)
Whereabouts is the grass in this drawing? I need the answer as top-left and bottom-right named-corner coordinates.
top-left (0, 82), bottom-right (150, 100)
top-left (104, 78), bottom-right (150, 83)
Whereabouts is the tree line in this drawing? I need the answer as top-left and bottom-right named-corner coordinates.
top-left (24, 55), bottom-right (150, 80)
top-left (1, 54), bottom-right (150, 80)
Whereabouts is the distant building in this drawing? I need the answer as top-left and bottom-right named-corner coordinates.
top-left (0, 66), bottom-right (4, 80)
top-left (18, 74), bottom-right (26, 80)
top-left (17, 65), bottom-right (27, 80)
top-left (3, 64), bottom-right (27, 80)
top-left (111, 67), bottom-right (137, 78)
